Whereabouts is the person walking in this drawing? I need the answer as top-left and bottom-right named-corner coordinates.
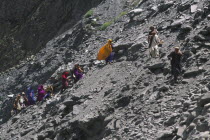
top-left (148, 30), bottom-right (162, 58)
top-left (168, 47), bottom-right (183, 83)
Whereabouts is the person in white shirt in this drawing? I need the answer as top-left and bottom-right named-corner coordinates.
top-left (148, 31), bottom-right (162, 58)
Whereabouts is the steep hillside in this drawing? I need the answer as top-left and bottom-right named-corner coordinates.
top-left (0, 0), bottom-right (210, 139)
top-left (0, 0), bottom-right (102, 72)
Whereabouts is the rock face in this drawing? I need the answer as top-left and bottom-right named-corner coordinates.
top-left (0, 0), bottom-right (210, 140)
top-left (0, 0), bottom-right (102, 72)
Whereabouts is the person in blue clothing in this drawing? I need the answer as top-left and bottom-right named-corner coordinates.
top-left (26, 87), bottom-right (36, 105)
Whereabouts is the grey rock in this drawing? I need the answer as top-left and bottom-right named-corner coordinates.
top-left (199, 131), bottom-right (210, 138)
top-left (78, 114), bottom-right (105, 137)
top-left (202, 103), bottom-right (210, 114)
top-left (63, 99), bottom-right (75, 106)
top-left (191, 4), bottom-right (198, 13)
top-left (184, 67), bottom-right (206, 78)
top-left (128, 8), bottom-right (144, 15)
top-left (73, 105), bottom-right (81, 115)
top-left (157, 130), bottom-right (174, 140)
top-left (159, 85), bottom-right (169, 92)
top-left (177, 3), bottom-right (191, 12)
top-left (177, 125), bottom-right (187, 138)
top-left (158, 1), bottom-right (174, 12)
top-left (113, 42), bottom-right (134, 53)
top-left (207, 14), bottom-right (210, 20)
top-left (12, 115), bottom-right (20, 123)
top-left (170, 18), bottom-right (186, 28)
top-left (203, 43), bottom-right (210, 48)
top-left (181, 25), bottom-right (193, 32)
top-left (194, 34), bottom-right (206, 41)
top-left (146, 62), bottom-right (166, 71)
top-left (164, 113), bottom-right (179, 126)
top-left (115, 96), bottom-right (131, 108)
top-left (20, 128), bottom-right (34, 136)
top-left (199, 93), bottom-right (210, 107)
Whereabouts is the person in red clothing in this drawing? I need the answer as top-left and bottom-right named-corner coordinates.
top-left (61, 71), bottom-right (70, 92)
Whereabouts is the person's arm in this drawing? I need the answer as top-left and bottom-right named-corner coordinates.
top-left (155, 35), bottom-right (161, 44)
top-left (24, 96), bottom-right (28, 102)
top-left (13, 100), bottom-right (17, 108)
top-left (178, 51), bottom-right (183, 56)
top-left (78, 67), bottom-right (83, 73)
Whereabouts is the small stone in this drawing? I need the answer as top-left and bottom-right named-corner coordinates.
top-left (199, 131), bottom-right (210, 138)
top-left (129, 8), bottom-right (143, 15)
top-left (195, 34), bottom-right (206, 41)
top-left (191, 4), bottom-right (198, 13)
top-left (181, 25), bottom-right (193, 31)
top-left (164, 113), bottom-right (180, 126)
top-left (171, 18), bottom-right (186, 27)
top-left (73, 105), bottom-right (81, 115)
top-left (159, 85), bottom-right (169, 92)
top-left (177, 125), bottom-right (187, 138)
top-left (115, 96), bottom-right (131, 108)
top-left (207, 14), bottom-right (210, 20)
top-left (12, 115), bottom-right (20, 123)
top-left (204, 43), bottom-right (210, 48)
top-left (63, 99), bottom-right (74, 106)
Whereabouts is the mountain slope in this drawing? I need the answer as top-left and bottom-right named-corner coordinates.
top-left (0, 0), bottom-right (210, 139)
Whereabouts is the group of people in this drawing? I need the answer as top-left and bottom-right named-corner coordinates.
top-left (147, 26), bottom-right (183, 83)
top-left (11, 64), bottom-right (84, 115)
top-left (61, 64), bottom-right (84, 91)
top-left (11, 26), bottom-right (183, 115)
top-left (97, 26), bottom-right (183, 83)
top-left (12, 85), bottom-right (53, 114)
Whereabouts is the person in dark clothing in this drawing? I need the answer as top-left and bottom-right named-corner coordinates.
top-left (168, 47), bottom-right (183, 82)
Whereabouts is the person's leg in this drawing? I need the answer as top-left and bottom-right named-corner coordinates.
top-left (154, 46), bottom-right (159, 57)
top-left (174, 67), bottom-right (179, 83)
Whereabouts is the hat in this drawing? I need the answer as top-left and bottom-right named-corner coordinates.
top-left (108, 39), bottom-right (113, 42)
top-left (150, 26), bottom-right (155, 30)
top-left (174, 47), bottom-right (180, 49)
top-left (22, 92), bottom-right (25, 95)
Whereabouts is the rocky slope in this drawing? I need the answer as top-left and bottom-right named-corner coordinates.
top-left (0, 0), bottom-right (102, 72)
top-left (0, 0), bottom-right (210, 139)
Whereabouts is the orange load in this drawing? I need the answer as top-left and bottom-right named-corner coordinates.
top-left (97, 39), bottom-right (113, 60)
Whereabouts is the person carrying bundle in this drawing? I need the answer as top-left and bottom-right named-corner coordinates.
top-left (97, 39), bottom-right (114, 63)
top-left (147, 26), bottom-right (163, 58)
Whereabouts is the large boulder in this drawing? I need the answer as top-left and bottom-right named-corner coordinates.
top-left (113, 42), bottom-right (134, 53)
top-left (184, 67), bottom-right (206, 78)
top-left (158, 1), bottom-right (174, 12)
top-left (145, 62), bottom-right (166, 72)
